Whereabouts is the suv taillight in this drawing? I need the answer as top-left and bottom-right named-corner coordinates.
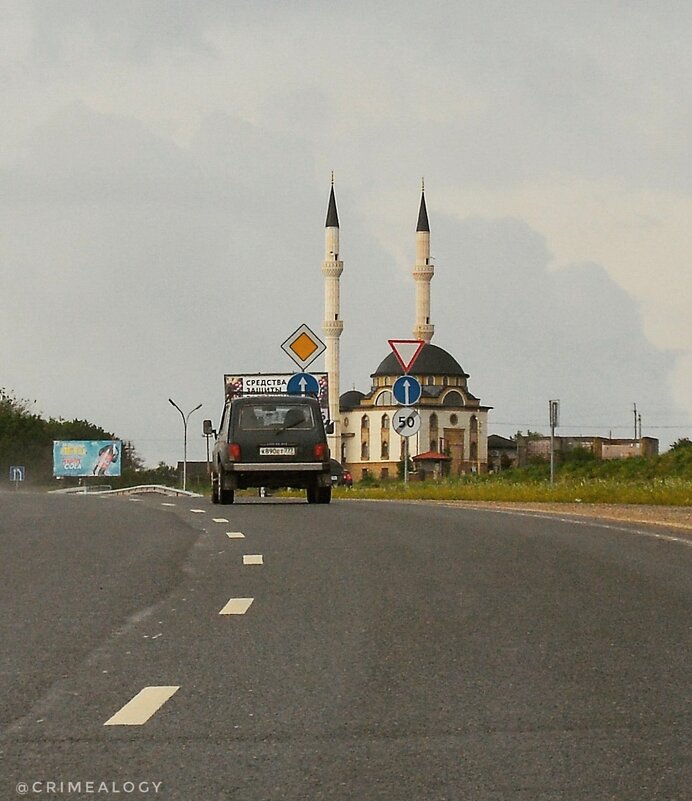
top-left (314, 442), bottom-right (328, 460)
top-left (228, 442), bottom-right (241, 461)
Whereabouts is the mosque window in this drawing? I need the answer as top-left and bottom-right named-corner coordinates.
top-left (375, 391), bottom-right (392, 407)
top-left (343, 417), bottom-right (349, 428)
top-left (361, 415), bottom-right (369, 429)
top-left (381, 440), bottom-right (389, 459)
top-left (470, 415), bottom-right (478, 433)
top-left (381, 414), bottom-right (389, 429)
top-left (450, 414), bottom-right (458, 425)
top-left (429, 412), bottom-right (439, 452)
top-left (361, 441), bottom-right (369, 459)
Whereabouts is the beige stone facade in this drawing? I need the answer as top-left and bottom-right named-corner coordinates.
top-left (340, 350), bottom-right (490, 480)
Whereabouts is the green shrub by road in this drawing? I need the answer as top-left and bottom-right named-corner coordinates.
top-left (335, 477), bottom-right (691, 506)
top-left (336, 442), bottom-right (692, 506)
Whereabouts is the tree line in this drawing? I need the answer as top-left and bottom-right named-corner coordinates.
top-left (0, 388), bottom-right (176, 487)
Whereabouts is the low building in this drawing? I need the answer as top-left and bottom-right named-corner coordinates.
top-left (412, 450), bottom-right (452, 479)
top-left (517, 435), bottom-right (659, 466)
top-left (487, 434), bottom-right (518, 472)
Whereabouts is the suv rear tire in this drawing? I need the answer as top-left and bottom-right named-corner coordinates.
top-left (219, 486), bottom-right (234, 504)
top-left (318, 486), bottom-right (332, 504)
top-left (308, 485), bottom-right (331, 504)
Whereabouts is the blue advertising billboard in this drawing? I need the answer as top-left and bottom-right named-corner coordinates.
top-left (53, 441), bottom-right (122, 477)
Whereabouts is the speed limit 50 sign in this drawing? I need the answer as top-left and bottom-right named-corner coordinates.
top-left (393, 408), bottom-right (421, 437)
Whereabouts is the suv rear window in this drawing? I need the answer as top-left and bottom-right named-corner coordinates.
top-left (237, 404), bottom-right (315, 432)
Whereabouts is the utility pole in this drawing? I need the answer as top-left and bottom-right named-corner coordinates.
top-left (633, 403), bottom-right (638, 440)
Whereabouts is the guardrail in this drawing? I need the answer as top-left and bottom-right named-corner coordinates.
top-left (49, 484), bottom-right (203, 498)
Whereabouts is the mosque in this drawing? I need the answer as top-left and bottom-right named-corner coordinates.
top-left (320, 181), bottom-right (490, 481)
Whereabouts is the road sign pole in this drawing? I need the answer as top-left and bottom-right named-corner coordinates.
top-left (404, 436), bottom-right (408, 486)
top-left (549, 400), bottom-right (559, 486)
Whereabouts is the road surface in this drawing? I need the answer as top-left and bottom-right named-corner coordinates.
top-left (1, 491), bottom-right (690, 800)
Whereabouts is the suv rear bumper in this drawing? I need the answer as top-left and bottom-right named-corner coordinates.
top-left (220, 461), bottom-right (332, 490)
top-left (227, 462), bottom-right (326, 472)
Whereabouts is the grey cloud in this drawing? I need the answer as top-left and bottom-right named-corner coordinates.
top-left (431, 214), bottom-right (681, 438)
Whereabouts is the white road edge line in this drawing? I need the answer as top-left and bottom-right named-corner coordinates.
top-left (243, 554), bottom-right (264, 565)
top-left (219, 598), bottom-right (254, 615)
top-left (104, 686), bottom-right (180, 726)
top-left (449, 505), bottom-right (692, 547)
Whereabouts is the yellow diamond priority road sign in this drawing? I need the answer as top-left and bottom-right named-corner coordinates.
top-left (281, 324), bottom-right (326, 370)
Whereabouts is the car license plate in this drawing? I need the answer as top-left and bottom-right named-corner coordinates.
top-left (260, 446), bottom-right (296, 456)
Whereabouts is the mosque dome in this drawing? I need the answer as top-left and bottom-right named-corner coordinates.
top-left (371, 343), bottom-right (468, 378)
top-left (339, 389), bottom-right (366, 411)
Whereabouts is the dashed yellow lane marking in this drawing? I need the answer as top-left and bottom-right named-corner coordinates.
top-left (104, 686), bottom-right (180, 726)
top-left (219, 598), bottom-right (254, 615)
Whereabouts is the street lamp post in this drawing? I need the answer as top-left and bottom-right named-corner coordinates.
top-left (169, 399), bottom-right (202, 491)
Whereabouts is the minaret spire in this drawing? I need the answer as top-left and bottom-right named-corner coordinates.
top-left (325, 180), bottom-right (339, 229)
top-left (413, 180), bottom-right (434, 341)
top-left (322, 175), bottom-right (344, 458)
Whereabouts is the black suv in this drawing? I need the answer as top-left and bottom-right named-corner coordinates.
top-left (205, 394), bottom-right (332, 504)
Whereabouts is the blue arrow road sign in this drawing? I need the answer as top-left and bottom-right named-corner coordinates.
top-left (392, 375), bottom-right (422, 406)
top-left (287, 373), bottom-right (320, 396)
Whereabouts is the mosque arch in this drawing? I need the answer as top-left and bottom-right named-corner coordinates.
top-left (442, 390), bottom-right (464, 407)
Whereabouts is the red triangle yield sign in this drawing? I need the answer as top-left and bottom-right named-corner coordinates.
top-left (388, 339), bottom-right (425, 373)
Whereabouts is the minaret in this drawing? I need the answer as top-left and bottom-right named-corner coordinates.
top-left (413, 180), bottom-right (434, 342)
top-left (322, 175), bottom-right (343, 457)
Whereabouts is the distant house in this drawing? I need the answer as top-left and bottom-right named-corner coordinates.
top-left (412, 450), bottom-right (451, 479)
top-left (176, 461), bottom-right (209, 481)
top-left (516, 435), bottom-right (658, 466)
top-left (487, 435), bottom-right (518, 472)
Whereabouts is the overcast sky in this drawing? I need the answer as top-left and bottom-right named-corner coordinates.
top-left (2, 0), bottom-right (690, 467)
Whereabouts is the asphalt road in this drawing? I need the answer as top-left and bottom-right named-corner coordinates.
top-left (1, 490), bottom-right (690, 801)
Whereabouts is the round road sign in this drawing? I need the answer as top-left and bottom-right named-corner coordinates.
top-left (392, 375), bottom-right (422, 406)
top-left (393, 408), bottom-right (421, 437)
top-left (286, 373), bottom-right (320, 396)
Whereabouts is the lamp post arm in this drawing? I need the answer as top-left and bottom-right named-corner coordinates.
top-left (169, 399), bottom-right (202, 492)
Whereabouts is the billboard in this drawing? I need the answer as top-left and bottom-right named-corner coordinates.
top-left (53, 441), bottom-right (122, 478)
top-left (224, 373), bottom-right (329, 419)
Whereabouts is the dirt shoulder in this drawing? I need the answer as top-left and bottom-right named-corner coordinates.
top-left (437, 501), bottom-right (692, 532)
